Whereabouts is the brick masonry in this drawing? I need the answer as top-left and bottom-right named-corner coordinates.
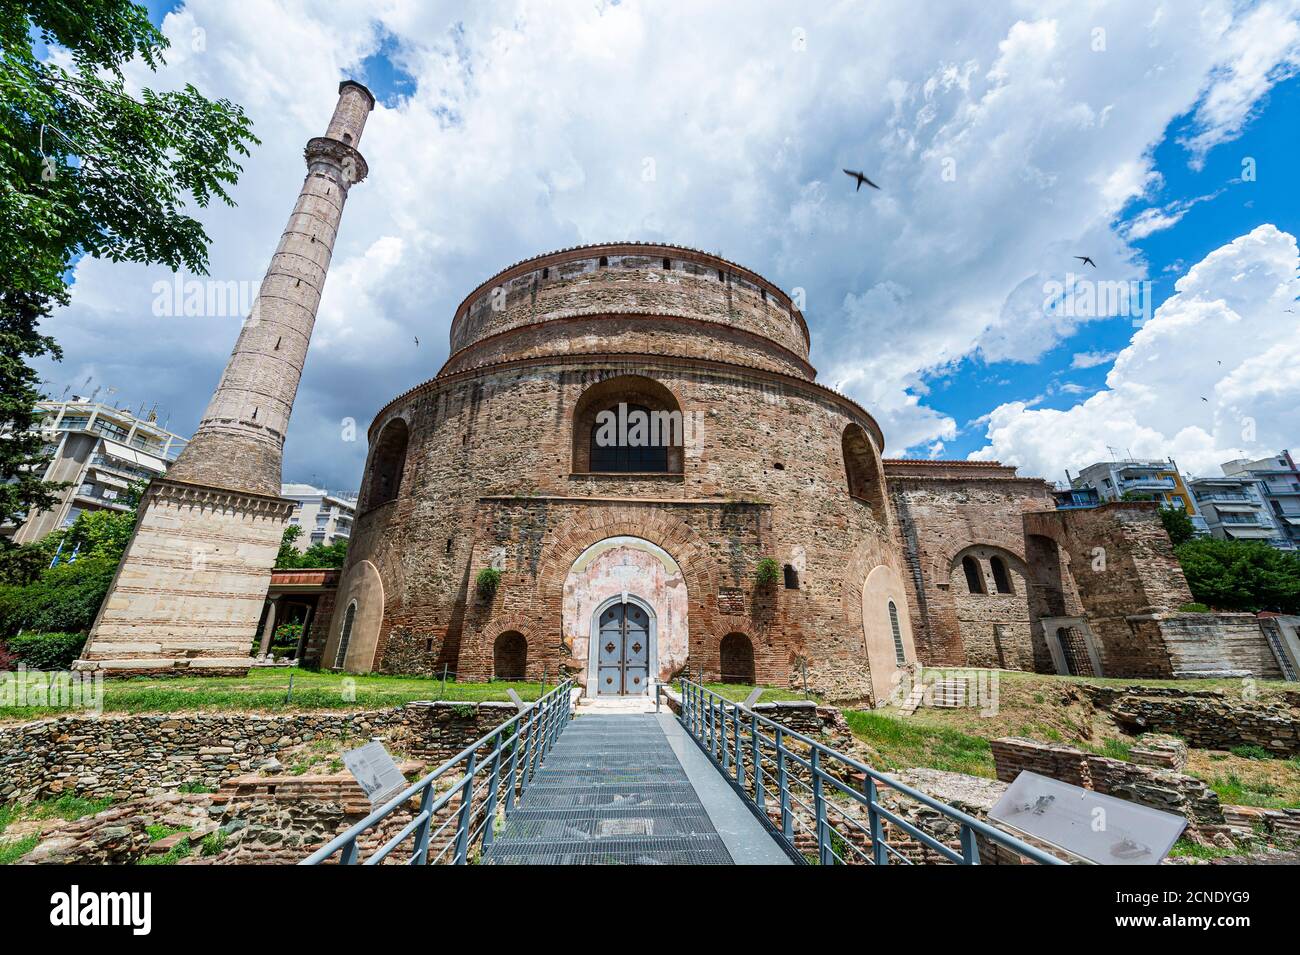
top-left (326, 244), bottom-right (912, 704)
top-left (1084, 685), bottom-right (1300, 756)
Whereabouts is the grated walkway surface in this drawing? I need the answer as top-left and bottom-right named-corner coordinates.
top-left (484, 714), bottom-right (739, 865)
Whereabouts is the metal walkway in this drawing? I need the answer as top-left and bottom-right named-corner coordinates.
top-left (483, 713), bottom-right (790, 865)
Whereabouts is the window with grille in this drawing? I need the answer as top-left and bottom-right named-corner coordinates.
top-left (589, 403), bottom-right (668, 472)
top-left (334, 601), bottom-right (356, 669)
top-left (889, 600), bottom-right (906, 665)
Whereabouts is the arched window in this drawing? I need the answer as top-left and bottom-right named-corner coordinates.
top-left (719, 633), bottom-right (755, 685)
top-left (888, 600), bottom-right (906, 665)
top-left (572, 375), bottom-right (684, 474)
top-left (367, 418), bottom-right (408, 509)
top-left (334, 601), bottom-right (356, 669)
top-left (590, 403), bottom-right (668, 472)
top-left (493, 631), bottom-right (527, 681)
top-left (962, 556), bottom-right (985, 594)
top-left (990, 555), bottom-right (1014, 594)
top-left (841, 424), bottom-right (886, 513)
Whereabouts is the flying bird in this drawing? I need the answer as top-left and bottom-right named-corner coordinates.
top-left (843, 169), bottom-right (880, 191)
top-left (1201, 397), bottom-right (1208, 402)
top-left (414, 336), bottom-right (420, 347)
top-left (1074, 255), bottom-right (1097, 268)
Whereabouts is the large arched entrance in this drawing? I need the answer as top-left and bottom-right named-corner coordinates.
top-left (562, 535), bottom-right (688, 695)
top-left (591, 595), bottom-right (655, 696)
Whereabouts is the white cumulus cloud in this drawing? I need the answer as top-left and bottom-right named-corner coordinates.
top-left (971, 224), bottom-right (1300, 479)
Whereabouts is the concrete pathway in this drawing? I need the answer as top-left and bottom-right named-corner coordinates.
top-left (483, 712), bottom-right (790, 865)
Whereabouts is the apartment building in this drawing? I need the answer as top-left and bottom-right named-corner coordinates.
top-left (281, 483), bottom-right (356, 551)
top-left (4, 397), bottom-right (188, 543)
top-left (1069, 457), bottom-right (1207, 532)
top-left (1187, 475), bottom-right (1286, 546)
top-left (1220, 450), bottom-right (1300, 550)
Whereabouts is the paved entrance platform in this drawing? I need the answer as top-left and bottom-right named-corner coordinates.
top-left (483, 713), bottom-right (790, 865)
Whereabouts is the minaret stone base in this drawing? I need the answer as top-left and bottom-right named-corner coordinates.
top-left (75, 81), bottom-right (374, 676)
top-left (74, 481), bottom-right (292, 675)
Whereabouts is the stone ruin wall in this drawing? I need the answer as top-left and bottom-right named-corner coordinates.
top-left (0, 702), bottom-right (517, 804)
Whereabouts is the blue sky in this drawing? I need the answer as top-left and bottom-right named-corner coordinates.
top-left (41, 2), bottom-right (1300, 490)
top-left (935, 73), bottom-right (1300, 463)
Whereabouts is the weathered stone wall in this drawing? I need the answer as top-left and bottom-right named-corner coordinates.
top-left (990, 736), bottom-right (1228, 839)
top-left (885, 462), bottom-right (1056, 668)
top-left (448, 246), bottom-right (812, 370)
top-left (0, 701), bottom-right (518, 803)
top-left (335, 344), bottom-right (902, 701)
top-left (1084, 685), bottom-right (1300, 756)
top-left (1158, 613), bottom-right (1283, 679)
top-left (1025, 504), bottom-right (1192, 678)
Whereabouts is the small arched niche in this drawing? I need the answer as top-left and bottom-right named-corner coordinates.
top-left (719, 632), bottom-right (756, 685)
top-left (493, 631), bottom-right (527, 681)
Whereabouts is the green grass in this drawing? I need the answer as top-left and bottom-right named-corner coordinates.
top-left (0, 668), bottom-right (548, 720)
top-left (0, 794), bottom-right (113, 835)
top-left (1206, 772), bottom-right (1300, 809)
top-left (1229, 744), bottom-right (1273, 761)
top-left (1168, 838), bottom-right (1253, 860)
top-left (843, 710), bottom-right (995, 778)
top-left (1080, 738), bottom-right (1134, 761)
top-left (0, 835), bottom-right (38, 865)
top-left (145, 824), bottom-right (189, 842)
top-left (0, 793), bottom-right (115, 865)
top-left (703, 683), bottom-right (815, 704)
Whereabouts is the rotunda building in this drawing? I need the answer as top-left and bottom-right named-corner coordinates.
top-left (322, 243), bottom-right (917, 702)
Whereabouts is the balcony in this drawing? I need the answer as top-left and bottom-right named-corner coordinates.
top-left (1119, 475), bottom-right (1176, 490)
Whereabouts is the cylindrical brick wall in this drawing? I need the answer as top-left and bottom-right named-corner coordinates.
top-left (329, 245), bottom-right (908, 701)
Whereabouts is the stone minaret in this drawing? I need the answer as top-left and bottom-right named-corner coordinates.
top-left (76, 81), bottom-right (375, 676)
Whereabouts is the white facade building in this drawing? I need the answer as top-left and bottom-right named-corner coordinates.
top-left (281, 484), bottom-right (356, 551)
top-left (1221, 451), bottom-right (1300, 550)
top-left (4, 397), bottom-right (188, 544)
top-left (1187, 476), bottom-right (1285, 546)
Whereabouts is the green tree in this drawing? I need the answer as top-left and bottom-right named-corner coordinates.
top-left (275, 524), bottom-right (303, 567)
top-left (275, 524), bottom-right (348, 569)
top-left (298, 537), bottom-right (348, 568)
top-left (0, 0), bottom-right (257, 532)
top-left (1158, 504), bottom-right (1196, 546)
top-left (1174, 538), bottom-right (1300, 614)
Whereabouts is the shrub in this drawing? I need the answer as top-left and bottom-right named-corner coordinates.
top-left (476, 567), bottom-right (502, 601)
top-left (754, 557), bottom-right (780, 587)
top-left (1178, 602), bottom-right (1211, 613)
top-left (1174, 538), bottom-right (1300, 614)
top-left (6, 632), bottom-right (87, 670)
top-left (1229, 744), bottom-right (1273, 761)
top-left (0, 557), bottom-right (117, 637)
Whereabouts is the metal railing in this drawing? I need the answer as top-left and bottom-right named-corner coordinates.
top-left (301, 679), bottom-right (573, 865)
top-left (676, 680), bottom-right (1065, 866)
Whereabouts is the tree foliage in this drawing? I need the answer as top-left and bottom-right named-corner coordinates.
top-left (1174, 538), bottom-right (1300, 614)
top-left (0, 478), bottom-right (142, 634)
top-left (275, 524), bottom-right (348, 569)
top-left (1158, 504), bottom-right (1196, 546)
top-left (0, 0), bottom-right (257, 530)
